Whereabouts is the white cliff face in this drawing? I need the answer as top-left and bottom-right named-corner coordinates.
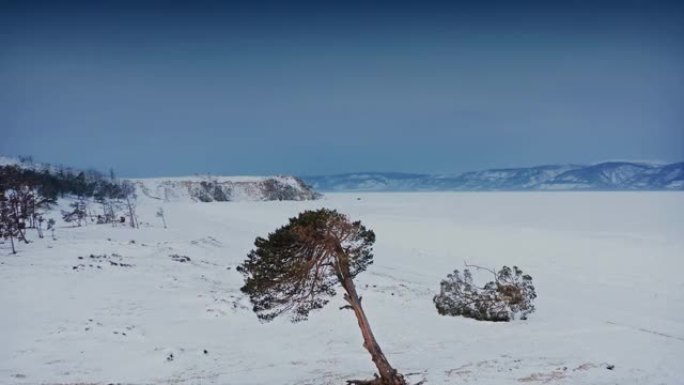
top-left (132, 175), bottom-right (320, 202)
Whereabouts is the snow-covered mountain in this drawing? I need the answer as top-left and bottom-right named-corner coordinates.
top-left (302, 162), bottom-right (684, 192)
top-left (132, 175), bottom-right (320, 202)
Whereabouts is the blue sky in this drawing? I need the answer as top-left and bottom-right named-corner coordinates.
top-left (1, 1), bottom-right (682, 177)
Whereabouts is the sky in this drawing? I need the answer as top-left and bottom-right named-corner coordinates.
top-left (1, 0), bottom-right (683, 177)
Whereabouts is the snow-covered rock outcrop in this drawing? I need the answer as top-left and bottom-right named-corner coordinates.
top-left (132, 175), bottom-right (320, 202)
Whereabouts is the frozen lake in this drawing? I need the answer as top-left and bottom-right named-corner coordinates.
top-left (1, 192), bottom-right (683, 384)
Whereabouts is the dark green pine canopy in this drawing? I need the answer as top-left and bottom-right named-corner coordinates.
top-left (237, 209), bottom-right (375, 322)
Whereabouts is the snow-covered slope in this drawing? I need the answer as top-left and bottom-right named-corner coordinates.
top-left (0, 156), bottom-right (320, 202)
top-left (1, 192), bottom-right (683, 385)
top-left (0, 156), bottom-right (20, 167)
top-left (303, 162), bottom-right (684, 191)
top-left (0, 156), bottom-right (59, 173)
top-left (132, 175), bottom-right (319, 202)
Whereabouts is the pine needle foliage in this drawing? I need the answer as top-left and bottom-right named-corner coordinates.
top-left (238, 208), bottom-right (375, 322)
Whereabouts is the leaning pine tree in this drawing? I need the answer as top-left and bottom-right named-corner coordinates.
top-left (237, 209), bottom-right (407, 385)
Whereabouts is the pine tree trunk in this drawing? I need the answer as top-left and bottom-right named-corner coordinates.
top-left (340, 276), bottom-right (406, 385)
top-left (9, 234), bottom-right (15, 254)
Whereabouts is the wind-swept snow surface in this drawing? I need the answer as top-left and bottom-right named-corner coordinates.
top-left (1, 193), bottom-right (683, 384)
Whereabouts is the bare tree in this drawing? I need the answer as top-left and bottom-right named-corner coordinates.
top-left (35, 215), bottom-right (44, 239)
top-left (120, 181), bottom-right (138, 229)
top-left (156, 207), bottom-right (167, 229)
top-left (5, 189), bottom-right (29, 244)
top-left (0, 195), bottom-right (18, 253)
top-left (47, 218), bottom-right (56, 240)
top-left (238, 209), bottom-right (407, 385)
top-left (94, 196), bottom-right (117, 225)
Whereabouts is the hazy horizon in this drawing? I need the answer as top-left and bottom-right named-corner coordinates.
top-left (2, 154), bottom-right (681, 179)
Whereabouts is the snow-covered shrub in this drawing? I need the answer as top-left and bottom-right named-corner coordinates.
top-left (434, 265), bottom-right (536, 322)
top-left (170, 254), bottom-right (191, 263)
top-left (61, 199), bottom-right (88, 226)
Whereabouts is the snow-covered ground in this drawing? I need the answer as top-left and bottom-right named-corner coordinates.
top-left (1, 192), bottom-right (683, 385)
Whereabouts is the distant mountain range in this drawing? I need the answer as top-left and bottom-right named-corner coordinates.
top-left (4, 156), bottom-right (682, 193)
top-left (301, 162), bottom-right (684, 192)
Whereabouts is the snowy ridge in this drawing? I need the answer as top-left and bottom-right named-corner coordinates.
top-left (132, 175), bottom-right (319, 202)
top-left (0, 156), bottom-right (61, 173)
top-left (0, 156), bottom-right (320, 202)
top-left (303, 162), bottom-right (684, 192)
top-left (0, 156), bottom-right (20, 167)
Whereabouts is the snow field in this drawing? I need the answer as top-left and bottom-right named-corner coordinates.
top-left (1, 192), bottom-right (683, 384)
